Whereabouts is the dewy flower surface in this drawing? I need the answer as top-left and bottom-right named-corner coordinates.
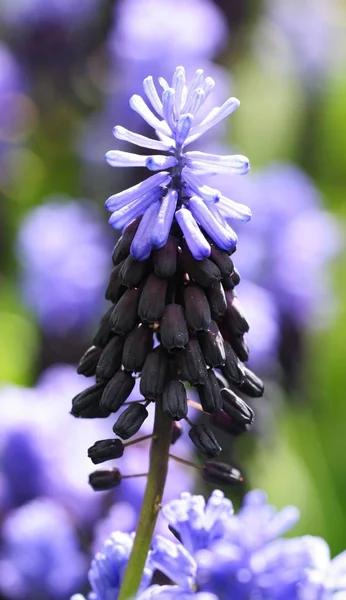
top-left (105, 66), bottom-right (251, 261)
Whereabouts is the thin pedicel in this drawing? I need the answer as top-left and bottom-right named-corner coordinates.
top-left (71, 66), bottom-right (264, 599)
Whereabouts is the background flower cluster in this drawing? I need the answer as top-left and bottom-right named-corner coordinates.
top-left (0, 0), bottom-right (345, 599)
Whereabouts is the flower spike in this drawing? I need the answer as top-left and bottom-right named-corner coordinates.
top-left (106, 67), bottom-right (250, 261)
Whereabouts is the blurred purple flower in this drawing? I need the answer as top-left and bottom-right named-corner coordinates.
top-left (72, 532), bottom-right (152, 600)
top-left (112, 0), bottom-right (228, 63)
top-left (0, 0), bottom-right (99, 27)
top-left (79, 0), bottom-right (230, 167)
top-left (0, 364), bottom-right (107, 525)
top-left (0, 498), bottom-right (86, 599)
top-left (0, 43), bottom-right (27, 181)
top-left (237, 280), bottom-right (279, 370)
top-left (16, 197), bottom-right (113, 334)
top-left (73, 489), bottom-right (346, 600)
top-left (262, 0), bottom-right (341, 81)
top-left (0, 42), bottom-right (22, 94)
top-left (210, 162), bottom-right (341, 328)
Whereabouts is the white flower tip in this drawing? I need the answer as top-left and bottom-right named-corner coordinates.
top-left (105, 150), bottom-right (115, 165)
top-left (143, 75), bottom-right (154, 84)
top-left (226, 97), bottom-right (240, 112)
top-left (112, 125), bottom-right (123, 138)
top-left (129, 94), bottom-right (140, 108)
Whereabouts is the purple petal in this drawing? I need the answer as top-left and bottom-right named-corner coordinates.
top-left (106, 150), bottom-right (148, 168)
top-left (113, 126), bottom-right (172, 151)
top-left (150, 189), bottom-right (178, 248)
top-left (188, 196), bottom-right (237, 251)
top-left (146, 155), bottom-right (177, 171)
top-left (109, 189), bottom-right (161, 230)
top-left (105, 172), bottom-right (171, 212)
top-left (175, 208), bottom-right (210, 260)
top-left (183, 169), bottom-right (220, 203)
top-left (130, 201), bottom-right (161, 261)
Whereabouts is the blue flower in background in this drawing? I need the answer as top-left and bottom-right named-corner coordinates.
top-left (0, 498), bottom-right (86, 599)
top-left (161, 489), bottom-right (233, 554)
top-left (72, 489), bottom-right (346, 600)
top-left (105, 66), bottom-right (251, 261)
top-left (217, 162), bottom-right (341, 328)
top-left (112, 0), bottom-right (228, 63)
top-left (16, 198), bottom-right (112, 334)
top-left (79, 0), bottom-right (231, 167)
top-left (137, 587), bottom-right (216, 600)
top-left (0, 365), bottom-right (106, 523)
top-left (0, 0), bottom-right (99, 26)
top-left (72, 532), bottom-right (152, 600)
top-left (0, 42), bottom-right (27, 182)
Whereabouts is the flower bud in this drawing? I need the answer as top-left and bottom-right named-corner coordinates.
top-left (77, 346), bottom-right (102, 377)
top-left (241, 367), bottom-right (264, 398)
top-left (88, 439), bottom-right (124, 464)
top-left (93, 306), bottom-right (114, 348)
top-left (120, 255), bottom-right (149, 287)
top-left (225, 292), bottom-right (249, 336)
top-left (221, 388), bottom-right (254, 425)
top-left (122, 325), bottom-right (154, 372)
top-left (180, 247), bottom-right (221, 288)
top-left (171, 422), bottom-right (183, 444)
top-left (160, 304), bottom-right (188, 352)
top-left (222, 275), bottom-right (235, 291)
top-left (100, 370), bottom-right (135, 413)
top-left (197, 370), bottom-right (222, 414)
top-left (207, 281), bottom-right (227, 319)
top-left (177, 338), bottom-right (207, 385)
top-left (199, 321), bottom-right (226, 368)
top-left (202, 460), bottom-right (243, 485)
top-left (209, 410), bottom-right (248, 436)
top-left (221, 340), bottom-right (245, 385)
top-left (184, 284), bottom-right (211, 332)
top-left (113, 403), bottom-right (148, 440)
top-left (140, 349), bottom-right (168, 399)
top-left (89, 468), bottom-right (122, 491)
top-left (189, 424), bottom-right (222, 457)
top-left (138, 274), bottom-right (167, 323)
top-left (71, 383), bottom-right (108, 418)
top-left (96, 336), bottom-right (124, 382)
top-left (153, 235), bottom-right (178, 279)
top-left (112, 218), bottom-right (141, 265)
top-left (105, 261), bottom-right (126, 303)
top-left (230, 335), bottom-right (249, 362)
top-left (110, 288), bottom-right (140, 335)
top-left (162, 380), bottom-right (187, 421)
top-left (210, 245), bottom-right (234, 277)
top-left (231, 268), bottom-right (240, 286)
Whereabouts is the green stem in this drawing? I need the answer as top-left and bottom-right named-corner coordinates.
top-left (118, 401), bottom-right (173, 600)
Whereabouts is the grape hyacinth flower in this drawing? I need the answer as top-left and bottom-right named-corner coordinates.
top-left (105, 66), bottom-right (251, 259)
top-left (71, 489), bottom-right (346, 600)
top-left (72, 66), bottom-right (264, 488)
top-left (0, 498), bottom-right (86, 600)
top-left (17, 197), bottom-right (112, 336)
top-left (71, 532), bottom-right (153, 600)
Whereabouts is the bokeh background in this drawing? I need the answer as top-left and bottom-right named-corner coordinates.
top-left (0, 0), bottom-right (346, 598)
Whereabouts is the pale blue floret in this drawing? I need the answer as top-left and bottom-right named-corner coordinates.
top-left (137, 586), bottom-right (217, 600)
top-left (72, 532), bottom-right (153, 600)
top-left (150, 535), bottom-right (197, 589)
top-left (161, 490), bottom-right (234, 555)
top-left (70, 489), bottom-right (346, 600)
top-left (106, 66), bottom-right (252, 260)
